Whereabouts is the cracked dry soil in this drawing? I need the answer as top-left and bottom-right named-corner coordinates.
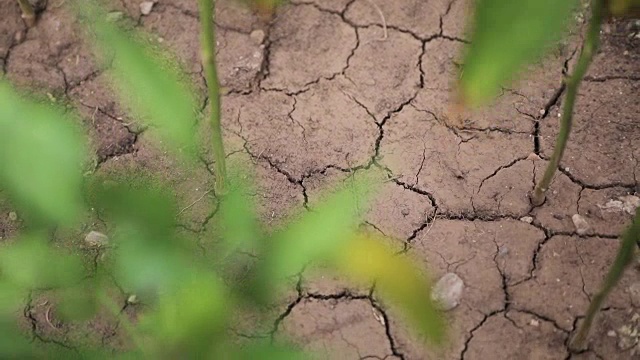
top-left (1, 0), bottom-right (639, 358)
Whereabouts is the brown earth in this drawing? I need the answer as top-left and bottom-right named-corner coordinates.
top-left (1, 0), bottom-right (640, 359)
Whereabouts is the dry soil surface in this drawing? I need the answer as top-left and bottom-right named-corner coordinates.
top-left (1, 0), bottom-right (640, 359)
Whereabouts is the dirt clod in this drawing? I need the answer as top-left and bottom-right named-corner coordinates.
top-left (431, 272), bottom-right (464, 311)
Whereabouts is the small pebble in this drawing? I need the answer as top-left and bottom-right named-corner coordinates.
top-left (250, 29), bottom-right (266, 45)
top-left (520, 216), bottom-right (534, 224)
top-left (530, 319), bottom-right (539, 327)
top-left (571, 214), bottom-right (590, 235)
top-left (140, 1), bottom-right (155, 16)
top-left (127, 294), bottom-right (139, 304)
top-left (608, 330), bottom-right (617, 337)
top-left (401, 209), bottom-right (410, 216)
top-left (84, 231), bottom-right (109, 247)
top-left (431, 272), bottom-right (464, 311)
top-left (8, 212), bottom-right (18, 221)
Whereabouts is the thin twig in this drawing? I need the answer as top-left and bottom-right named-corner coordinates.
top-left (423, 210), bottom-right (439, 237)
top-left (178, 189), bottom-right (213, 215)
top-left (45, 305), bottom-right (58, 330)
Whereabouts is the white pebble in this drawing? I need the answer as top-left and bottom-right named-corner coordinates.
top-left (431, 273), bottom-right (464, 311)
top-left (571, 214), bottom-right (590, 235)
top-left (140, 1), bottom-right (155, 15)
top-left (84, 231), bottom-right (109, 247)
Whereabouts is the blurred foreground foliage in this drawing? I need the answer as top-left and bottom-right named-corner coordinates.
top-left (0, 1), bottom-right (443, 358)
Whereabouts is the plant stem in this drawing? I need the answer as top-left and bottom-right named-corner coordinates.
top-left (530, 0), bottom-right (604, 206)
top-left (16, 0), bottom-right (36, 27)
top-left (198, 0), bottom-right (227, 195)
top-left (570, 207), bottom-right (640, 351)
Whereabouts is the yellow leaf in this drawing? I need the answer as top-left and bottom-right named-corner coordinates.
top-left (333, 234), bottom-right (445, 344)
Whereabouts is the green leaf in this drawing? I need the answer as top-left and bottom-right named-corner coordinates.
top-left (140, 275), bottom-right (228, 357)
top-left (459, 0), bottom-right (579, 107)
top-left (333, 234), bottom-right (445, 344)
top-left (78, 2), bottom-right (198, 155)
top-left (257, 172), bottom-right (379, 289)
top-left (0, 321), bottom-right (33, 358)
top-left (57, 281), bottom-right (99, 321)
top-left (0, 282), bottom-right (24, 316)
top-left (90, 177), bottom-right (200, 296)
top-left (0, 82), bottom-right (86, 225)
top-left (0, 234), bottom-right (85, 289)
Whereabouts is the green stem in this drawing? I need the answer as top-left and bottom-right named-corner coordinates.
top-left (16, 0), bottom-right (36, 27)
top-left (198, 0), bottom-right (227, 195)
top-left (531, 0), bottom-right (604, 206)
top-left (570, 207), bottom-right (640, 351)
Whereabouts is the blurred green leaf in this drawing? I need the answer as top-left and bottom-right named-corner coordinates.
top-left (78, 2), bottom-right (198, 155)
top-left (0, 234), bottom-right (85, 289)
top-left (260, 172), bottom-right (377, 286)
top-left (608, 0), bottom-right (640, 15)
top-left (333, 234), bottom-right (445, 344)
top-left (140, 275), bottom-right (228, 358)
top-left (0, 281), bottom-right (24, 315)
top-left (57, 281), bottom-right (99, 321)
top-left (459, 0), bottom-right (579, 107)
top-left (219, 175), bottom-right (260, 257)
top-left (93, 177), bottom-right (176, 238)
top-left (0, 82), bottom-right (86, 225)
top-left (0, 321), bottom-right (34, 358)
top-left (90, 178), bottom-right (199, 296)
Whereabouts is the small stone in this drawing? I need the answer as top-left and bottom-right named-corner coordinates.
top-left (608, 330), bottom-right (617, 337)
top-left (530, 319), bottom-right (539, 327)
top-left (140, 1), bottom-right (155, 15)
top-left (571, 214), bottom-right (590, 235)
top-left (431, 272), bottom-right (464, 311)
top-left (106, 11), bottom-right (124, 22)
top-left (250, 29), bottom-right (265, 44)
top-left (8, 212), bottom-right (18, 221)
top-left (401, 209), bottom-right (410, 216)
top-left (520, 216), bottom-right (534, 224)
top-left (498, 246), bottom-right (509, 256)
top-left (84, 231), bottom-right (109, 247)
top-left (127, 294), bottom-right (139, 304)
